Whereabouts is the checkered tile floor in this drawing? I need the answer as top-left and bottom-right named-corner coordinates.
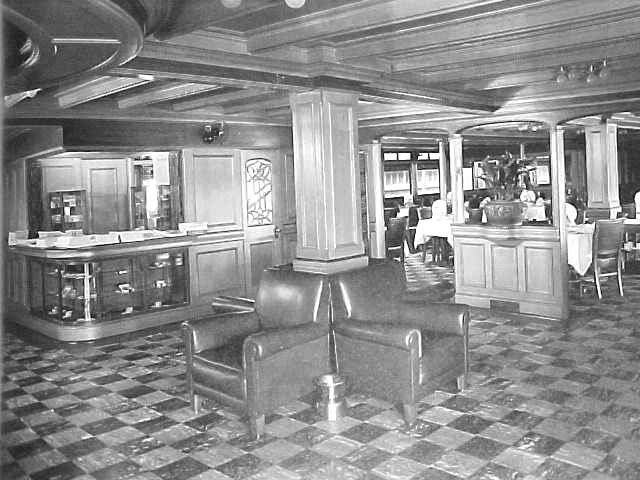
top-left (3, 256), bottom-right (640, 479)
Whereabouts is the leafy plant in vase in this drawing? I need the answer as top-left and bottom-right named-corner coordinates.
top-left (478, 151), bottom-right (536, 226)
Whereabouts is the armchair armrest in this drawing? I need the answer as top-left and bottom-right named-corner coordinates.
top-left (244, 323), bottom-right (329, 361)
top-left (182, 311), bottom-right (260, 353)
top-left (211, 295), bottom-right (255, 313)
top-left (362, 302), bottom-right (468, 337)
top-left (334, 319), bottom-right (421, 354)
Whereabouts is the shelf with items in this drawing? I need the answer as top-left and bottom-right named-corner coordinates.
top-left (137, 250), bottom-right (188, 310)
top-left (130, 187), bottom-right (147, 230)
top-left (48, 190), bottom-right (87, 233)
top-left (29, 259), bottom-right (97, 323)
top-left (24, 245), bottom-right (189, 327)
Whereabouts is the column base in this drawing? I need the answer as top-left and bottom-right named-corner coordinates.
top-left (293, 255), bottom-right (368, 275)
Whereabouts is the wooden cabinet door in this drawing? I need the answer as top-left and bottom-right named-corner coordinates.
top-left (83, 159), bottom-right (129, 233)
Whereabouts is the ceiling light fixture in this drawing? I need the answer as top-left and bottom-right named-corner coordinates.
top-left (220, 0), bottom-right (306, 7)
top-left (586, 64), bottom-right (597, 83)
top-left (556, 66), bottom-right (568, 84)
top-left (599, 59), bottom-right (610, 80)
top-left (556, 60), bottom-right (610, 85)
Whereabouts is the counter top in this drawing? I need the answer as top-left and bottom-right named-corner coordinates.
top-left (9, 229), bottom-right (245, 260)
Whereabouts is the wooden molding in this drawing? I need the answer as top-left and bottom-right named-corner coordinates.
top-left (117, 82), bottom-right (222, 109)
top-left (55, 76), bottom-right (151, 108)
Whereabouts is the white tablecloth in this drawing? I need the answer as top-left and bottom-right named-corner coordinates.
top-left (414, 216), bottom-right (453, 249)
top-left (567, 224), bottom-right (594, 275)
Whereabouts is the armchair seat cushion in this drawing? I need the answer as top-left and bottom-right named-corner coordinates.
top-left (419, 333), bottom-right (464, 384)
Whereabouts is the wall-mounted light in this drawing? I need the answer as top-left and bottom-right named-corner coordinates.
top-left (202, 122), bottom-right (224, 143)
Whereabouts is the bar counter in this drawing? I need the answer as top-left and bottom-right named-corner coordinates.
top-left (6, 231), bottom-right (244, 341)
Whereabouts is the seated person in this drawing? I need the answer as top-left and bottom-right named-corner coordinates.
top-left (520, 187), bottom-right (536, 203)
top-left (432, 199), bottom-right (448, 219)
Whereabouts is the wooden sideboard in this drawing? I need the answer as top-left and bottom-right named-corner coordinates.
top-left (452, 223), bottom-right (567, 321)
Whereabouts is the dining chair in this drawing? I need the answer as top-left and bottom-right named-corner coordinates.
top-left (578, 219), bottom-right (625, 299)
top-left (385, 217), bottom-right (407, 262)
top-left (583, 208), bottom-right (611, 223)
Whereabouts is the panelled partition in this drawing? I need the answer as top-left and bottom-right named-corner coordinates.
top-left (452, 224), bottom-right (566, 321)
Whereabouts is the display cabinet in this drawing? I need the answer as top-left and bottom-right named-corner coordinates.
top-left (27, 248), bottom-right (189, 324)
top-left (48, 190), bottom-right (87, 232)
top-left (29, 259), bottom-right (97, 322)
top-left (129, 184), bottom-right (176, 230)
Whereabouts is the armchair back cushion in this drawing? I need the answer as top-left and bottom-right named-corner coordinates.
top-left (333, 261), bottom-right (406, 322)
top-left (256, 268), bottom-right (330, 329)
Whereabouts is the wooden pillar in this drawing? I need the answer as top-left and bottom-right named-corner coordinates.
top-left (438, 140), bottom-right (448, 200)
top-left (550, 125), bottom-right (569, 320)
top-left (585, 119), bottom-right (620, 217)
top-left (289, 89), bottom-right (368, 274)
top-left (362, 142), bottom-right (385, 259)
top-left (448, 134), bottom-right (465, 223)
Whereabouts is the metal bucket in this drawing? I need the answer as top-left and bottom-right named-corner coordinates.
top-left (314, 374), bottom-right (346, 421)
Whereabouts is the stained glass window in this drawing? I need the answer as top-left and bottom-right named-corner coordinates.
top-left (246, 158), bottom-right (273, 226)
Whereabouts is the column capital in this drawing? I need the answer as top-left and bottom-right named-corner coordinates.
top-left (289, 88), bottom-right (359, 107)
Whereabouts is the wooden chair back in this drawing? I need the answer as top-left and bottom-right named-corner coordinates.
top-left (385, 217), bottom-right (407, 261)
top-left (591, 218), bottom-right (625, 298)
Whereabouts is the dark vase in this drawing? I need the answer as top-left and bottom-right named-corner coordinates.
top-left (483, 200), bottom-right (525, 226)
top-left (468, 208), bottom-right (484, 224)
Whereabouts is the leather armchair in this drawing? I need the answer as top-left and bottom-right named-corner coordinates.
top-left (331, 260), bottom-right (469, 426)
top-left (182, 269), bottom-right (331, 439)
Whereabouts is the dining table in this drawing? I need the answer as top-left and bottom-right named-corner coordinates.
top-left (413, 215), bottom-right (454, 251)
top-left (567, 223), bottom-right (595, 275)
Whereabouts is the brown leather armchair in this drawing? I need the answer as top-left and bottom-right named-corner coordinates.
top-left (331, 260), bottom-right (469, 426)
top-left (182, 269), bottom-right (331, 439)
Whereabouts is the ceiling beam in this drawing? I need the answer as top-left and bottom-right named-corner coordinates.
top-left (54, 76), bottom-right (151, 108)
top-left (172, 87), bottom-right (273, 112)
top-left (223, 94), bottom-right (291, 114)
top-left (336, 1), bottom-right (640, 61)
top-left (246, 0), bottom-right (555, 52)
top-left (392, 28), bottom-right (640, 75)
top-left (8, 97), bottom-right (290, 126)
top-left (413, 44), bottom-right (640, 85)
top-left (117, 82), bottom-right (222, 109)
top-left (111, 56), bottom-right (497, 113)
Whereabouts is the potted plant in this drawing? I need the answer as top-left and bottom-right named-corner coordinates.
top-left (478, 151), bottom-right (536, 226)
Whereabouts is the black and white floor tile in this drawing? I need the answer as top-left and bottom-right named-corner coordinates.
top-left (3, 254), bottom-right (640, 479)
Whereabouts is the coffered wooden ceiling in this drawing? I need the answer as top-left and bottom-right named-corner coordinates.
top-left (6, 0), bottom-right (640, 138)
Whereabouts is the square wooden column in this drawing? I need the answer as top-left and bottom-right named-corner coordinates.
top-left (585, 120), bottom-right (621, 217)
top-left (448, 134), bottom-right (465, 223)
top-left (362, 142), bottom-right (386, 259)
top-left (289, 89), bottom-right (368, 274)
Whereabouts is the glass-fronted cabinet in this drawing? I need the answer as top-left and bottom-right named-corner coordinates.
top-left (28, 248), bottom-right (189, 324)
top-left (30, 260), bottom-right (97, 322)
top-left (48, 190), bottom-right (87, 232)
top-left (130, 154), bottom-right (182, 231)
